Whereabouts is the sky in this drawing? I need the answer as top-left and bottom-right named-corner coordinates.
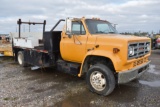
top-left (0, 0), bottom-right (160, 34)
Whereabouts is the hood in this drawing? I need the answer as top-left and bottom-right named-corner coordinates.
top-left (93, 34), bottom-right (150, 42)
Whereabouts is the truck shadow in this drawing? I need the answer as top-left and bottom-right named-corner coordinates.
top-left (22, 67), bottom-right (83, 83)
top-left (54, 82), bottom-right (140, 107)
top-left (54, 84), bottom-right (139, 107)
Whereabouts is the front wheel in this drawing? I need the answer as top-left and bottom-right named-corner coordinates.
top-left (86, 64), bottom-right (115, 96)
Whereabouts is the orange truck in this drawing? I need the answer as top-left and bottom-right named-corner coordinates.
top-left (12, 17), bottom-right (151, 96)
top-left (0, 35), bottom-right (13, 56)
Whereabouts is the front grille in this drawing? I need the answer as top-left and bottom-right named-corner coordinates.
top-left (128, 41), bottom-right (150, 59)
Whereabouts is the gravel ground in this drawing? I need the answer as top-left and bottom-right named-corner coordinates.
top-left (0, 50), bottom-right (160, 107)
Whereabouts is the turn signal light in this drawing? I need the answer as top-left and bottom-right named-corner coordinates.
top-left (113, 48), bottom-right (120, 53)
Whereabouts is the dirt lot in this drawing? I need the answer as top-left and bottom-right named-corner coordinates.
top-left (0, 50), bottom-right (160, 107)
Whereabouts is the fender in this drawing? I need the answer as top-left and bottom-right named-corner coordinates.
top-left (78, 50), bottom-right (122, 77)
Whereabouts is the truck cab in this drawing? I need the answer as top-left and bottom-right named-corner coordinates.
top-left (13, 17), bottom-right (151, 96)
top-left (60, 17), bottom-right (151, 95)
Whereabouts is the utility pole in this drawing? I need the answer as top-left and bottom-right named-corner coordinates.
top-left (29, 20), bottom-right (30, 32)
top-left (23, 25), bottom-right (25, 32)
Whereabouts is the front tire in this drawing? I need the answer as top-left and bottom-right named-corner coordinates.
top-left (18, 51), bottom-right (27, 67)
top-left (86, 64), bottom-right (115, 96)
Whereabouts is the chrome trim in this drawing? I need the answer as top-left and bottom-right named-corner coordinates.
top-left (118, 61), bottom-right (151, 84)
top-left (128, 41), bottom-right (150, 59)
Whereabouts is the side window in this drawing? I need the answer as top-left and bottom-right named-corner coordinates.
top-left (72, 21), bottom-right (86, 35)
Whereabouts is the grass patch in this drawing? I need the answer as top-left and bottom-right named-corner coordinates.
top-left (3, 97), bottom-right (18, 101)
top-left (3, 97), bottom-right (10, 100)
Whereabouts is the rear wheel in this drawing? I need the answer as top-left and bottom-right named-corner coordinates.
top-left (18, 51), bottom-right (27, 67)
top-left (86, 64), bottom-right (115, 96)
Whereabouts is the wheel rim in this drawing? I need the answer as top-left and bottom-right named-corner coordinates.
top-left (18, 53), bottom-right (22, 65)
top-left (90, 71), bottom-right (106, 91)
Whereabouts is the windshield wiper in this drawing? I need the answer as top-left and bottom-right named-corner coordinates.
top-left (108, 32), bottom-right (115, 34)
top-left (95, 31), bottom-right (106, 34)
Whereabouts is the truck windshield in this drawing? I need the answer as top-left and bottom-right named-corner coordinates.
top-left (85, 19), bottom-right (118, 34)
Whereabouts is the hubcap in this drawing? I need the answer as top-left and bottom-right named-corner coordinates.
top-left (90, 71), bottom-right (106, 91)
top-left (18, 53), bottom-right (22, 65)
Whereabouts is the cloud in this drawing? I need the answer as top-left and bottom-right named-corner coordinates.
top-left (0, 0), bottom-right (160, 33)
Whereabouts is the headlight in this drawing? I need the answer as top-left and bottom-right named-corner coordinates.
top-left (146, 43), bottom-right (150, 51)
top-left (128, 46), bottom-right (134, 56)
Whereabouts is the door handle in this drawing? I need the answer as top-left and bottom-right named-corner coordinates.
top-left (87, 48), bottom-right (94, 51)
top-left (63, 36), bottom-right (67, 39)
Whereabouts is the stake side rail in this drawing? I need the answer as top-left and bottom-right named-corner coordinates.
top-left (17, 19), bottom-right (46, 38)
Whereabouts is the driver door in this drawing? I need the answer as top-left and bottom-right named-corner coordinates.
top-left (61, 20), bottom-right (87, 63)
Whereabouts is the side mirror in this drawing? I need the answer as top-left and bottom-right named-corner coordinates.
top-left (66, 31), bottom-right (72, 38)
top-left (66, 18), bottom-right (72, 38)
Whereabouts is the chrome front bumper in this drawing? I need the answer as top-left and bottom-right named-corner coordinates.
top-left (118, 61), bottom-right (151, 84)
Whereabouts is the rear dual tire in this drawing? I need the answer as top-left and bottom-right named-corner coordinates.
top-left (18, 51), bottom-right (27, 67)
